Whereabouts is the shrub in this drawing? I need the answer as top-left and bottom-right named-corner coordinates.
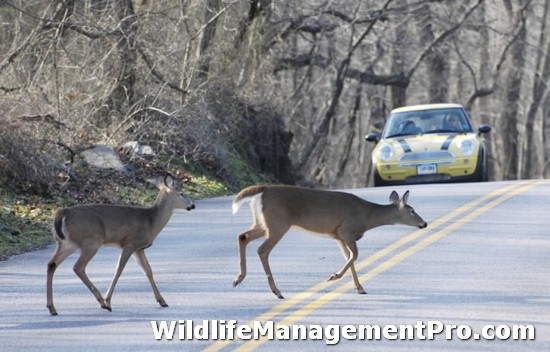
top-left (0, 118), bottom-right (67, 196)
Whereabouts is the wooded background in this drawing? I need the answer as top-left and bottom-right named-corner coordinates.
top-left (1, 0), bottom-right (549, 191)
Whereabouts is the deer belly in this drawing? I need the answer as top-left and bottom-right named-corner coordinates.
top-left (291, 225), bottom-right (335, 239)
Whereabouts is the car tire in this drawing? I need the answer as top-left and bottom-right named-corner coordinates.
top-left (480, 162), bottom-right (489, 181)
top-left (475, 150), bottom-right (489, 182)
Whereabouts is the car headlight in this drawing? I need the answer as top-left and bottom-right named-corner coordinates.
top-left (459, 139), bottom-right (475, 156)
top-left (378, 144), bottom-right (393, 161)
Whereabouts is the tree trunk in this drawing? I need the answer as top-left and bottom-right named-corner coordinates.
top-left (544, 97), bottom-right (550, 177)
top-left (109, 0), bottom-right (138, 114)
top-left (522, 0), bottom-right (549, 179)
top-left (390, 12), bottom-right (407, 107)
top-left (476, 0), bottom-right (498, 179)
top-left (501, 5), bottom-right (526, 180)
top-left (197, 0), bottom-right (222, 82)
top-left (418, 3), bottom-right (449, 103)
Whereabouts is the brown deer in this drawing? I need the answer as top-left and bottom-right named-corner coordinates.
top-left (46, 174), bottom-right (195, 315)
top-left (232, 185), bottom-right (427, 299)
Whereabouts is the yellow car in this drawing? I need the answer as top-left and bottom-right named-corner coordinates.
top-left (366, 103), bottom-right (491, 187)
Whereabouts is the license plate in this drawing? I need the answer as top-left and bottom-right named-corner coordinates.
top-left (417, 164), bottom-right (437, 175)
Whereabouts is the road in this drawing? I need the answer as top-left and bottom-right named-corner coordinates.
top-left (1, 180), bottom-right (549, 351)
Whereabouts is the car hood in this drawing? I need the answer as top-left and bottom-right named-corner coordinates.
top-left (375, 133), bottom-right (481, 162)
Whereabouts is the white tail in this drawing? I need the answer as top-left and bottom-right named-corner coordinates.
top-left (46, 173), bottom-right (195, 315)
top-left (232, 185), bottom-right (427, 299)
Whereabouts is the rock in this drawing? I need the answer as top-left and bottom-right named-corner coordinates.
top-left (80, 145), bottom-right (134, 177)
top-left (118, 141), bottom-right (156, 158)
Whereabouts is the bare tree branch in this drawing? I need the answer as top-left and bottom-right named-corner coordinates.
top-left (465, 0), bottom-right (532, 108)
top-left (0, 4), bottom-right (54, 73)
top-left (0, 85), bottom-right (20, 93)
top-left (275, 1), bottom-right (485, 94)
top-left (274, 54), bottom-right (409, 87)
top-left (136, 46), bottom-right (188, 96)
top-left (407, 0), bottom-right (485, 80)
top-left (298, 0), bottom-right (394, 169)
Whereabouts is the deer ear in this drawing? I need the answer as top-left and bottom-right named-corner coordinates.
top-left (155, 175), bottom-right (165, 188)
top-left (163, 173), bottom-right (175, 188)
top-left (389, 191), bottom-right (399, 203)
top-left (402, 190), bottom-right (410, 204)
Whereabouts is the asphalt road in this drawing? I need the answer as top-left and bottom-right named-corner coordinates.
top-left (1, 180), bottom-right (549, 351)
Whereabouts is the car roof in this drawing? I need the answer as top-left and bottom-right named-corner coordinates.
top-left (391, 103), bottom-right (464, 113)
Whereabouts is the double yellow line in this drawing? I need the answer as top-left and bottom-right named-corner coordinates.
top-left (204, 180), bottom-right (544, 352)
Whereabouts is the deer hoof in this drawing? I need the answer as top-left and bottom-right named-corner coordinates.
top-left (233, 275), bottom-right (245, 287)
top-left (101, 304), bottom-right (112, 312)
top-left (328, 273), bottom-right (341, 281)
top-left (47, 305), bottom-right (58, 316)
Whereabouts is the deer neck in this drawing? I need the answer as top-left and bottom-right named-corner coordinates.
top-left (364, 202), bottom-right (398, 230)
top-left (150, 190), bottom-right (175, 236)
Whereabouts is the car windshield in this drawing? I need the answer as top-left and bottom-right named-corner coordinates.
top-left (382, 108), bottom-right (474, 138)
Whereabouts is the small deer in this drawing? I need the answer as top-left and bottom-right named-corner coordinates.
top-left (46, 174), bottom-right (195, 315)
top-left (232, 185), bottom-right (427, 299)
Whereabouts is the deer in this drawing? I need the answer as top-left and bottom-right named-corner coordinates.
top-left (231, 185), bottom-right (427, 299)
top-left (46, 173), bottom-right (195, 315)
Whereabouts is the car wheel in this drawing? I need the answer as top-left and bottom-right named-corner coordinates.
top-left (481, 162), bottom-right (489, 181)
top-left (475, 150), bottom-right (488, 182)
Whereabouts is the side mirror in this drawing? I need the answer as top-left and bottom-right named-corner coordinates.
top-left (478, 124), bottom-right (491, 135)
top-left (365, 133), bottom-right (381, 143)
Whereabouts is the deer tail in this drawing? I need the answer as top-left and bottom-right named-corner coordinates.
top-left (52, 209), bottom-right (67, 240)
top-left (232, 185), bottom-right (267, 214)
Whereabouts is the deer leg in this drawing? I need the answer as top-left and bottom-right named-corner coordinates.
top-left (335, 239), bottom-right (366, 294)
top-left (233, 226), bottom-right (265, 287)
top-left (133, 249), bottom-right (167, 307)
top-left (103, 246), bottom-right (134, 311)
top-left (328, 237), bottom-right (358, 283)
top-left (46, 241), bottom-right (78, 315)
top-left (72, 244), bottom-right (105, 310)
top-left (257, 228), bottom-right (287, 299)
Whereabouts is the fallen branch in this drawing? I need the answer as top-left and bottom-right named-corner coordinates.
top-left (17, 114), bottom-right (66, 129)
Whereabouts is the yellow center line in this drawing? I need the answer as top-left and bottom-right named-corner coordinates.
top-left (203, 180), bottom-right (538, 352)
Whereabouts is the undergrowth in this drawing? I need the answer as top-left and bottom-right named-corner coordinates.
top-left (0, 160), bottom-right (237, 260)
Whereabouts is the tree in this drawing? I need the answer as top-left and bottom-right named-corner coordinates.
top-left (500, 0), bottom-right (528, 180)
top-left (2, 0), bottom-right (550, 191)
top-left (522, 0), bottom-right (550, 179)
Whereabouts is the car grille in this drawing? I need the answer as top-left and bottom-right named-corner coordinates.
top-left (399, 151), bottom-right (454, 161)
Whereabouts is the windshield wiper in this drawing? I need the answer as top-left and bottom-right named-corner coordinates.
top-left (425, 129), bottom-right (464, 134)
top-left (385, 132), bottom-right (419, 138)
